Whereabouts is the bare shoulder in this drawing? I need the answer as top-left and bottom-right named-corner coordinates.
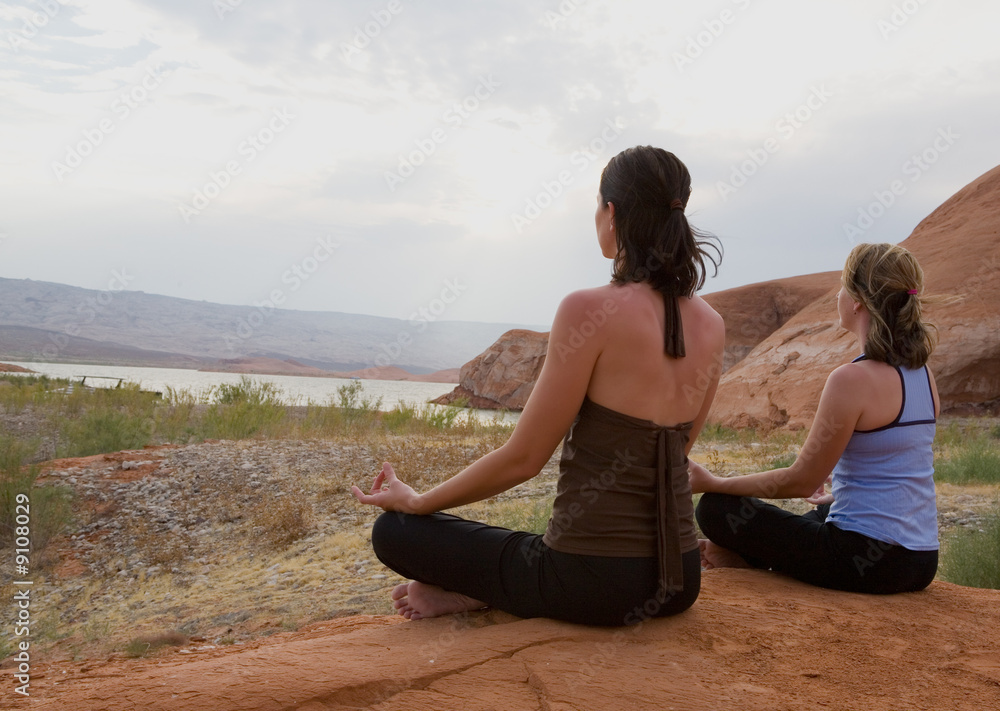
top-left (559, 283), bottom-right (646, 317)
top-left (558, 284), bottom-right (617, 310)
top-left (688, 295), bottom-right (725, 330)
top-left (826, 360), bottom-right (869, 390)
top-left (824, 359), bottom-right (895, 403)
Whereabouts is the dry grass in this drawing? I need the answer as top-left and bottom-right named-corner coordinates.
top-left (6, 407), bottom-right (999, 665)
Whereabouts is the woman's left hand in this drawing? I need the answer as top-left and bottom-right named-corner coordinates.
top-left (688, 459), bottom-right (719, 494)
top-left (804, 476), bottom-right (834, 506)
top-left (351, 462), bottom-right (425, 514)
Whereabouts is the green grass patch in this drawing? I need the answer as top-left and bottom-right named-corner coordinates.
top-left (0, 435), bottom-right (74, 559)
top-left (767, 452), bottom-right (798, 470)
top-left (934, 436), bottom-right (1000, 485)
top-left (940, 505), bottom-right (1000, 590)
top-left (479, 497), bottom-right (553, 535)
top-left (697, 422), bottom-right (743, 443)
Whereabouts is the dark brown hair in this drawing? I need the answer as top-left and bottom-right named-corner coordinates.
top-left (842, 242), bottom-right (935, 369)
top-left (598, 146), bottom-right (721, 297)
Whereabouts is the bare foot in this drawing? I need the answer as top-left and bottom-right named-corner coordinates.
top-left (390, 582), bottom-right (487, 620)
top-left (699, 538), bottom-right (752, 570)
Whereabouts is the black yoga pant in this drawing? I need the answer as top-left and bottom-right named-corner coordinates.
top-left (371, 511), bottom-right (700, 627)
top-left (696, 493), bottom-right (937, 594)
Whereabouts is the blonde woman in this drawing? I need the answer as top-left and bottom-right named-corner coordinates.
top-left (353, 146), bottom-right (724, 625)
top-left (690, 243), bottom-right (939, 593)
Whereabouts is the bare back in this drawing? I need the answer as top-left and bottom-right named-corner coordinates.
top-left (585, 282), bottom-right (725, 429)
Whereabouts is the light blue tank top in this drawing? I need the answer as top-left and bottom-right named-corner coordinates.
top-left (826, 355), bottom-right (939, 551)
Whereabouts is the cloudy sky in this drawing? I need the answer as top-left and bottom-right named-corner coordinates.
top-left (1, 0), bottom-right (998, 327)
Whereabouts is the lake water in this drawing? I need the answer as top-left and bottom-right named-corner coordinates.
top-left (4, 361), bottom-right (461, 411)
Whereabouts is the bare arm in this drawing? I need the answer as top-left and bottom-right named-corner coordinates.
top-left (689, 365), bottom-right (863, 499)
top-left (352, 289), bottom-right (607, 514)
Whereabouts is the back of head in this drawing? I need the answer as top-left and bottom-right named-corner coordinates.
top-left (599, 146), bottom-right (720, 297)
top-left (842, 242), bottom-right (935, 369)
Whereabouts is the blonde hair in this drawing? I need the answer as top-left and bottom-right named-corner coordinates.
top-left (842, 243), bottom-right (935, 369)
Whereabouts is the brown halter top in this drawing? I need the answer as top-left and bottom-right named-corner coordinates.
top-left (542, 294), bottom-right (696, 594)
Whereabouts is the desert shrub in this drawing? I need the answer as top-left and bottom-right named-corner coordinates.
top-left (201, 401), bottom-right (286, 440)
top-left (58, 409), bottom-right (154, 457)
top-left (418, 403), bottom-right (461, 430)
top-left (336, 380), bottom-right (383, 424)
top-left (154, 389), bottom-right (202, 443)
top-left (250, 497), bottom-right (314, 548)
top-left (213, 377), bottom-right (282, 406)
top-left (382, 401), bottom-right (418, 432)
top-left (939, 505), bottom-right (1000, 590)
top-left (934, 435), bottom-right (1000, 484)
top-left (201, 378), bottom-right (286, 440)
top-left (124, 631), bottom-right (189, 658)
top-left (0, 374), bottom-right (63, 411)
top-left (0, 435), bottom-right (74, 557)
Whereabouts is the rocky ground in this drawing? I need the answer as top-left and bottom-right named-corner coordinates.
top-left (1, 432), bottom-right (559, 663)
top-left (1, 416), bottom-right (996, 667)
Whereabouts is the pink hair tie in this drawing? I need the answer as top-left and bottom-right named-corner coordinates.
top-left (907, 289), bottom-right (918, 295)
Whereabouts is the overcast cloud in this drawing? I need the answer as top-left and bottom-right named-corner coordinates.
top-left (1, 0), bottom-right (998, 326)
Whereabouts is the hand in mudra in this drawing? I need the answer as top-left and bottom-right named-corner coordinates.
top-left (804, 476), bottom-right (834, 506)
top-left (351, 462), bottom-right (423, 514)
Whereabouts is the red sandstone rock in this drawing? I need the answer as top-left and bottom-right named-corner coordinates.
top-left (433, 329), bottom-right (548, 410)
top-left (709, 164), bottom-right (1000, 429)
top-left (703, 272), bottom-right (841, 371)
top-left (24, 571), bottom-right (1000, 711)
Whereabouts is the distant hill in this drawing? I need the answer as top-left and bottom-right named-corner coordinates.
top-left (0, 278), bottom-right (539, 373)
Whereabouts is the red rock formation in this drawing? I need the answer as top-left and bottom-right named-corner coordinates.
top-left (703, 273), bottom-right (841, 370)
top-left (433, 329), bottom-right (548, 410)
top-left (26, 571), bottom-right (1000, 710)
top-left (0, 362), bottom-right (34, 372)
top-left (709, 164), bottom-right (1000, 429)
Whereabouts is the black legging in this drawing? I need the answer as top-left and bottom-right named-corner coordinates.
top-left (696, 493), bottom-right (937, 594)
top-left (372, 511), bottom-right (700, 626)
